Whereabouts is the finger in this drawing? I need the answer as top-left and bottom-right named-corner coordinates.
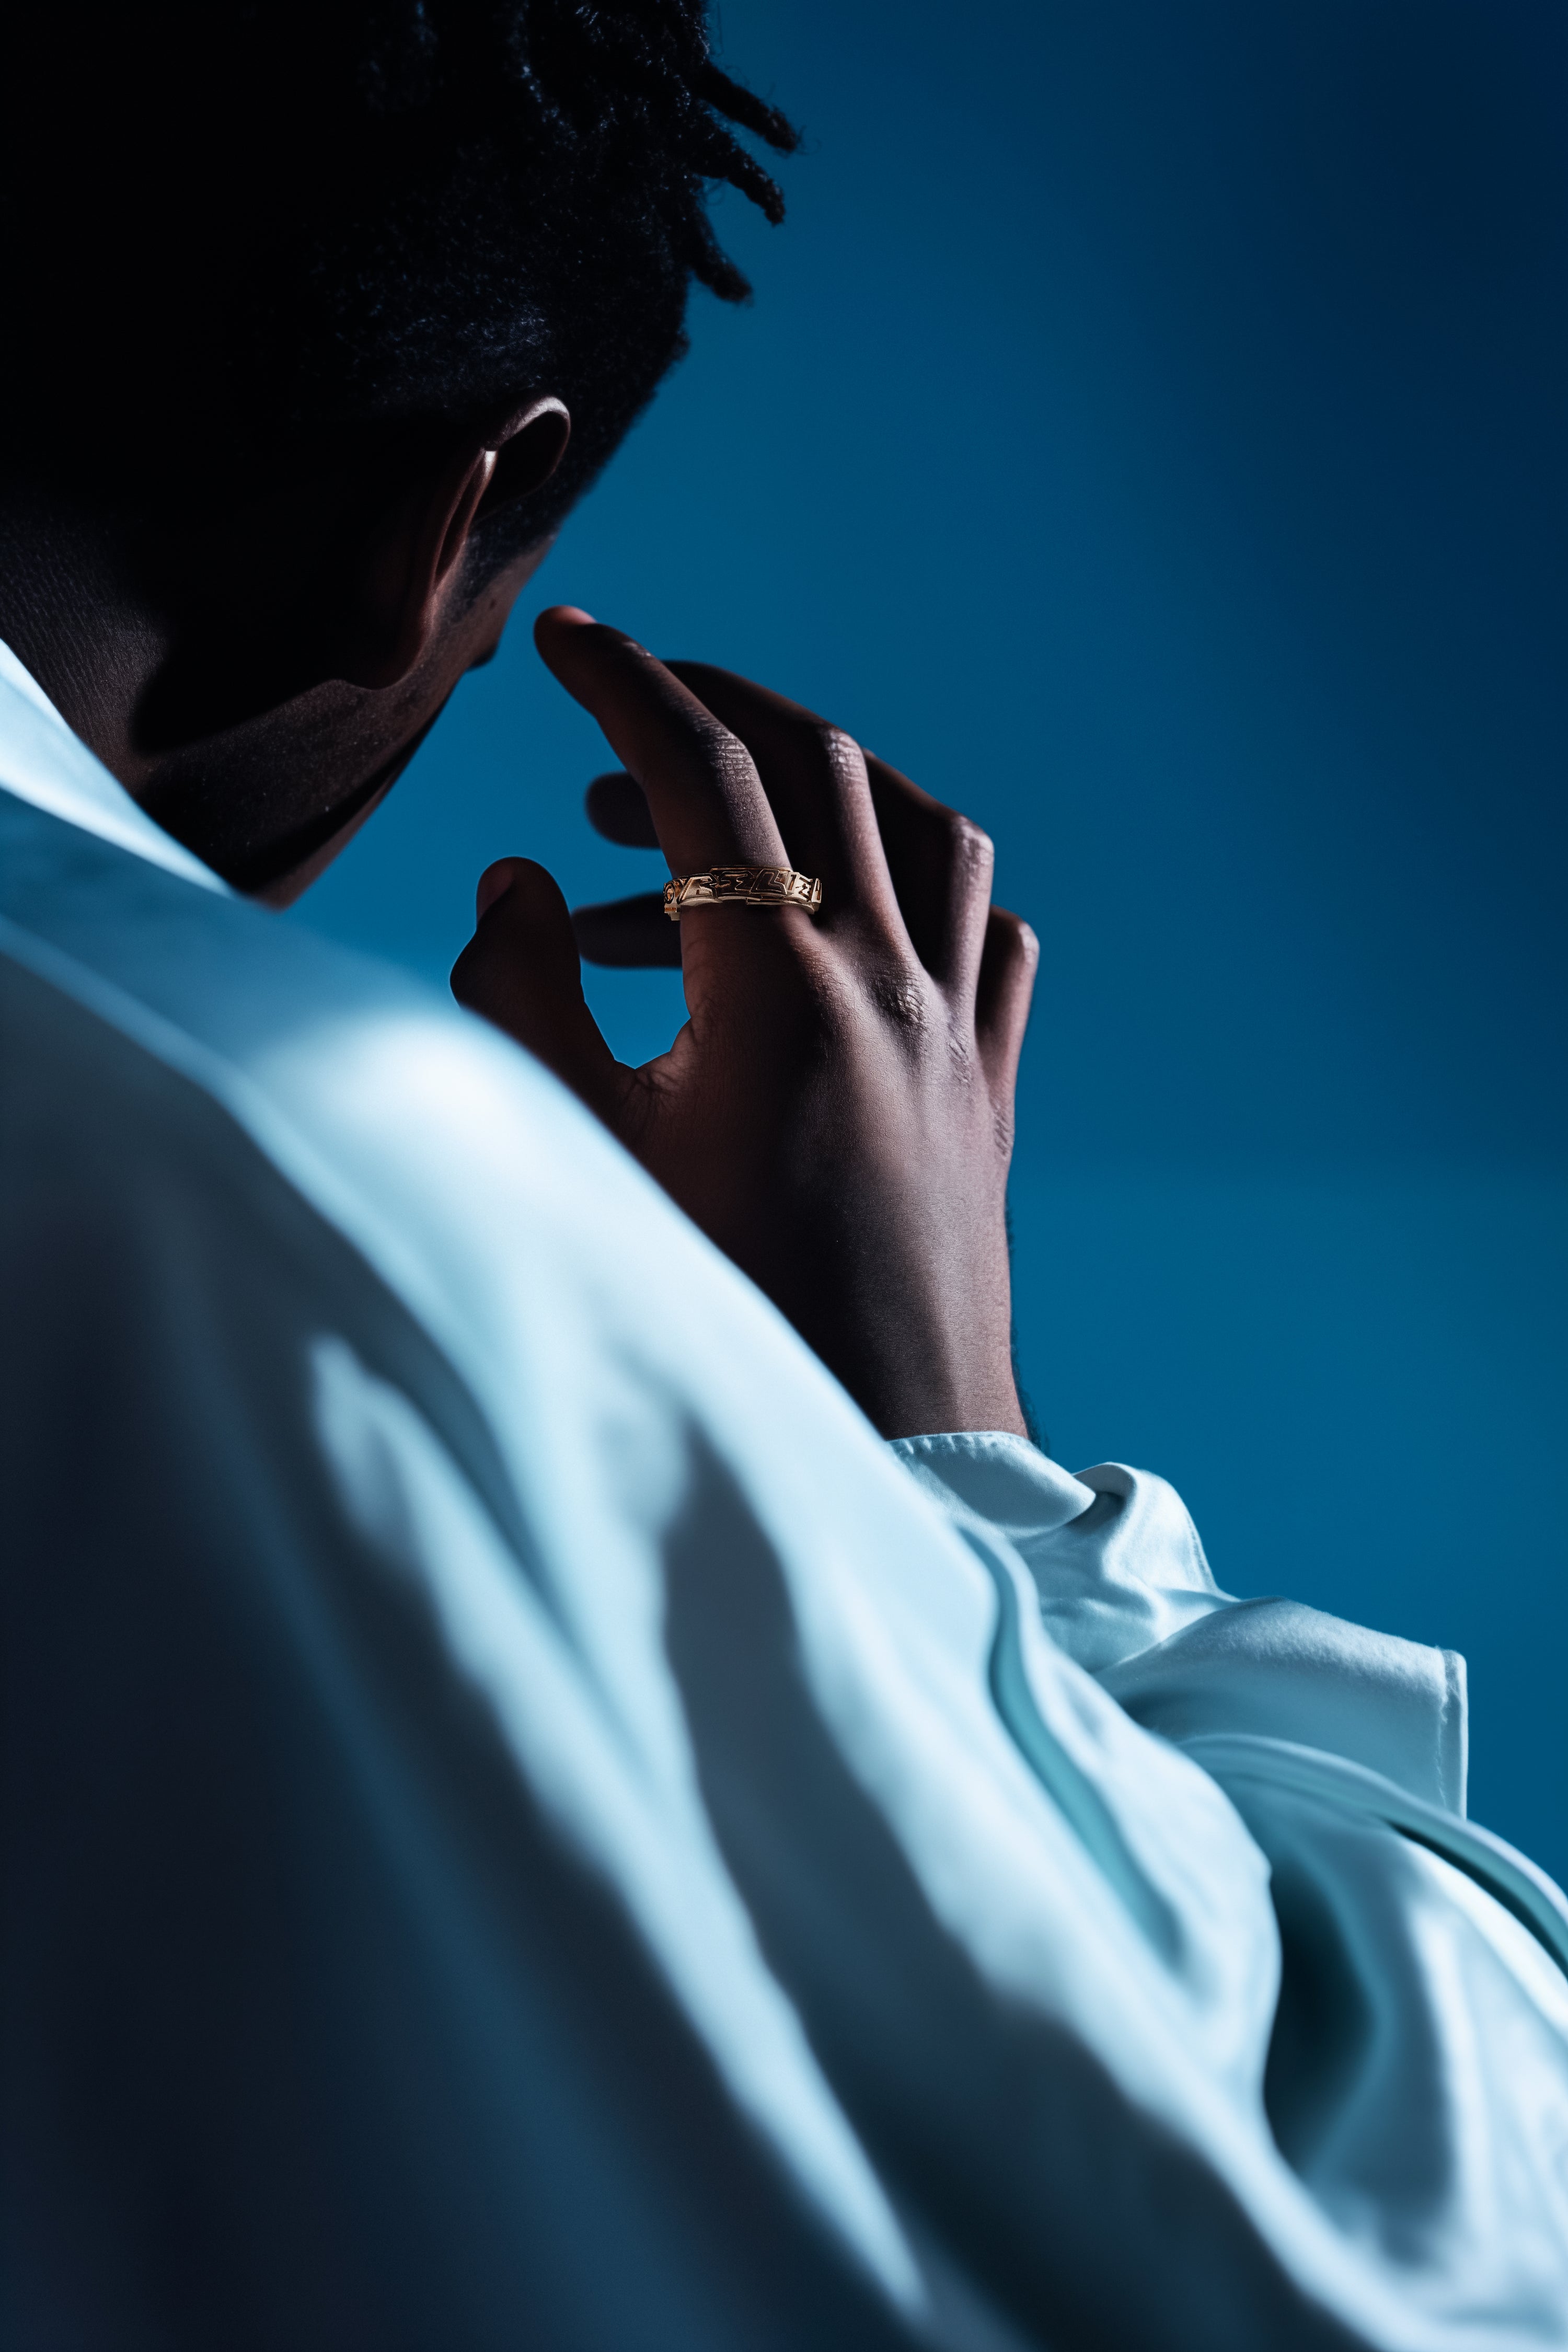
top-left (451, 858), bottom-right (625, 1124)
top-left (572, 892), bottom-right (683, 969)
top-left (974, 905), bottom-right (1039, 1100)
top-left (535, 608), bottom-right (787, 875)
top-left (585, 770), bottom-right (660, 849)
top-left (662, 661), bottom-right (899, 928)
top-left (863, 751), bottom-right (995, 997)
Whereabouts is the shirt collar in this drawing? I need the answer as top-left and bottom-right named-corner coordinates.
top-left (0, 636), bottom-right (226, 894)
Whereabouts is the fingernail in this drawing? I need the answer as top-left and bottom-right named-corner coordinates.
top-left (549, 605), bottom-right (595, 626)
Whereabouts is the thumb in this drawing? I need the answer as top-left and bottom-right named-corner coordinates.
top-left (451, 858), bottom-right (624, 1125)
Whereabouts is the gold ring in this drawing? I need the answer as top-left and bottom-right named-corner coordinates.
top-left (663, 865), bottom-right (823, 920)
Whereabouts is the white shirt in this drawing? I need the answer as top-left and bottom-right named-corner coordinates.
top-left (2, 635), bottom-right (1566, 2348)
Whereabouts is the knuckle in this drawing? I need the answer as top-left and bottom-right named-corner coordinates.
top-left (1017, 920), bottom-right (1040, 969)
top-left (817, 721), bottom-right (862, 769)
top-left (880, 976), bottom-right (930, 1034)
top-left (995, 910), bottom-right (1039, 968)
top-left (706, 724), bottom-right (761, 794)
top-left (787, 716), bottom-right (863, 780)
top-left (944, 811), bottom-right (994, 882)
top-left (864, 960), bottom-right (933, 1046)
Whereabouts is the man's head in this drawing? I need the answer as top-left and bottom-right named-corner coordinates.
top-left (0, 1), bottom-right (793, 895)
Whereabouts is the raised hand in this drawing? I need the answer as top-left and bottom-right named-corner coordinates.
top-left (451, 606), bottom-right (1036, 1440)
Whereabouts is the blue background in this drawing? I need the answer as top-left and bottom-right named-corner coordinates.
top-left (296, 1), bottom-right (1568, 1880)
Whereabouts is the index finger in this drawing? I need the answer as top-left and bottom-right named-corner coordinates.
top-left (535, 608), bottom-right (787, 877)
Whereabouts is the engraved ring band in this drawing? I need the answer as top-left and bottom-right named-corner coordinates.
top-left (663, 865), bottom-right (823, 921)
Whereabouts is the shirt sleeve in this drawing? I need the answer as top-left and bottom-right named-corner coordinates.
top-left (890, 1429), bottom-right (1467, 1811)
top-left (890, 1426), bottom-right (1568, 2309)
top-left (889, 1429), bottom-right (1236, 1675)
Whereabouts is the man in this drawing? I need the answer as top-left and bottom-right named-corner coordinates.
top-left (2, 5), bottom-right (1565, 2345)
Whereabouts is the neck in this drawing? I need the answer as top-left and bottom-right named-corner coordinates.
top-left (0, 483), bottom-right (552, 902)
top-left (0, 495), bottom-right (166, 789)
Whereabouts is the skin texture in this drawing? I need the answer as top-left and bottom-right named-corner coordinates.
top-left (453, 612), bottom-right (1036, 1438)
top-left (0, 405), bottom-right (1034, 1438)
top-left (0, 401), bottom-right (569, 901)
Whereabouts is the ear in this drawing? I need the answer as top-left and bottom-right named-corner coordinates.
top-left (336, 397), bottom-right (571, 689)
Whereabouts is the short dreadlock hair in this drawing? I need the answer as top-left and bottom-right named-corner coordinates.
top-left (0, 2), bottom-right (797, 545)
